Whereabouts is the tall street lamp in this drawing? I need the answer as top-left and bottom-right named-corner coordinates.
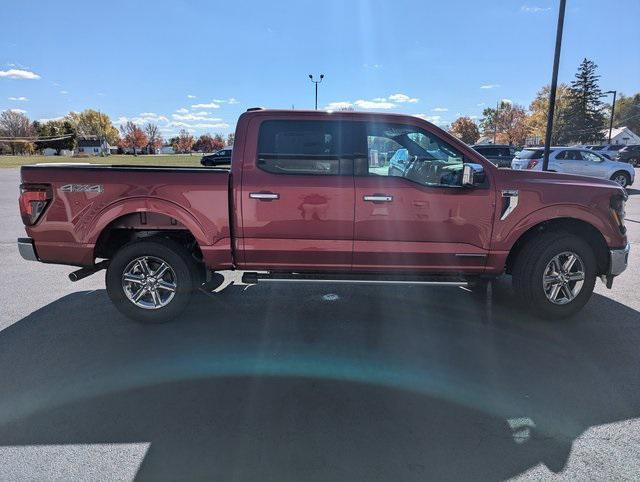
top-left (604, 90), bottom-right (617, 144)
top-left (542, 0), bottom-right (566, 171)
top-left (308, 74), bottom-right (324, 110)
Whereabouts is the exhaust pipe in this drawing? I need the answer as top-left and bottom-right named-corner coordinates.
top-left (69, 260), bottom-right (109, 282)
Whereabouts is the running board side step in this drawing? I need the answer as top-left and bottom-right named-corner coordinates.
top-left (241, 272), bottom-right (469, 286)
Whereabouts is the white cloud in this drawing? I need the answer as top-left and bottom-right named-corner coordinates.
top-left (187, 94), bottom-right (196, 99)
top-left (38, 116), bottom-right (64, 123)
top-left (354, 99), bottom-right (395, 109)
top-left (172, 113), bottom-right (222, 121)
top-left (139, 112), bottom-right (157, 117)
top-left (8, 96), bottom-right (28, 101)
top-left (0, 69), bottom-right (41, 80)
top-left (480, 84), bottom-right (500, 89)
top-left (413, 113), bottom-right (445, 125)
top-left (432, 107), bottom-right (448, 112)
top-left (501, 98), bottom-right (513, 104)
top-left (477, 102), bottom-right (486, 107)
top-left (325, 101), bottom-right (353, 110)
top-left (114, 113), bottom-right (169, 126)
top-left (388, 93), bottom-right (419, 103)
top-left (193, 122), bottom-right (230, 129)
top-left (363, 63), bottom-right (383, 69)
top-left (192, 102), bottom-right (221, 109)
top-left (59, 90), bottom-right (68, 95)
top-left (372, 97), bottom-right (387, 102)
top-left (175, 108), bottom-right (189, 114)
top-left (227, 97), bottom-right (238, 104)
top-left (98, 92), bottom-right (105, 96)
top-left (9, 108), bottom-right (27, 114)
top-left (521, 5), bottom-right (551, 13)
top-left (469, 115), bottom-right (479, 119)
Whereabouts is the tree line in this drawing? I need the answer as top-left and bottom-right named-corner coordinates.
top-left (448, 58), bottom-right (639, 146)
top-left (0, 109), bottom-right (234, 156)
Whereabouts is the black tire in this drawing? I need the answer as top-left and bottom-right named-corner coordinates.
top-left (610, 171), bottom-right (631, 188)
top-left (511, 233), bottom-right (597, 320)
top-left (106, 237), bottom-right (199, 323)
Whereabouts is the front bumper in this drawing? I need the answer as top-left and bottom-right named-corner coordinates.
top-left (18, 237), bottom-right (39, 262)
top-left (608, 243), bottom-right (630, 276)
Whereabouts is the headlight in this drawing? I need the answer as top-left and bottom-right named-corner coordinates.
top-left (610, 192), bottom-right (627, 234)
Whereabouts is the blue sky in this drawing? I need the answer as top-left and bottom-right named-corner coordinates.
top-left (1, 0), bottom-right (638, 137)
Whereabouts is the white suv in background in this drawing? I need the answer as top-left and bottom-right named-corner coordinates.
top-left (511, 147), bottom-right (635, 188)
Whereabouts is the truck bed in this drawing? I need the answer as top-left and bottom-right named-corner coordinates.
top-left (21, 163), bottom-right (233, 268)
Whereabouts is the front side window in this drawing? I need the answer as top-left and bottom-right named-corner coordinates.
top-left (257, 120), bottom-right (360, 175)
top-left (366, 122), bottom-right (464, 187)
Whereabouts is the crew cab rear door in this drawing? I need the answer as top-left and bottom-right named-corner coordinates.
top-left (353, 120), bottom-right (494, 273)
top-left (239, 117), bottom-right (358, 270)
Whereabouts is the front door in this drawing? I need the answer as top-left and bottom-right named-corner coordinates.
top-left (353, 121), bottom-right (495, 273)
top-left (240, 118), bottom-right (359, 271)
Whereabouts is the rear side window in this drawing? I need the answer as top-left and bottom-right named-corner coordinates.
top-left (516, 149), bottom-right (544, 159)
top-left (257, 120), bottom-right (361, 175)
top-left (476, 147), bottom-right (498, 156)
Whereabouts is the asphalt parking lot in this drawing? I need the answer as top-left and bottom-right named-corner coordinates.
top-left (0, 167), bottom-right (639, 481)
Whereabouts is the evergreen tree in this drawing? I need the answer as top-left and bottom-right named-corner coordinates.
top-left (561, 58), bottom-right (607, 144)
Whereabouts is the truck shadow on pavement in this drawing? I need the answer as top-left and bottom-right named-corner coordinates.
top-left (0, 281), bottom-right (638, 480)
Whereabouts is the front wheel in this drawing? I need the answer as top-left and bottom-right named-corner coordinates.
top-left (512, 233), bottom-right (597, 319)
top-left (611, 171), bottom-right (631, 188)
top-left (106, 237), bottom-right (199, 323)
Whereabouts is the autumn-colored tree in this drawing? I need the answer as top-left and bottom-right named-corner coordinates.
top-left (144, 123), bottom-right (163, 154)
top-left (193, 133), bottom-right (215, 153)
top-left (172, 129), bottom-right (195, 154)
top-left (119, 121), bottom-right (148, 156)
top-left (528, 83), bottom-right (571, 145)
top-left (480, 101), bottom-right (529, 146)
top-left (66, 109), bottom-right (119, 145)
top-left (448, 117), bottom-right (480, 144)
top-left (0, 110), bottom-right (35, 154)
top-left (213, 133), bottom-right (225, 151)
top-left (612, 92), bottom-right (640, 134)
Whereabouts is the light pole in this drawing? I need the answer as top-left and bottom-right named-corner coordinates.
top-left (542, 0), bottom-right (566, 171)
top-left (493, 99), bottom-right (500, 144)
top-left (604, 90), bottom-right (617, 144)
top-left (308, 74), bottom-right (324, 110)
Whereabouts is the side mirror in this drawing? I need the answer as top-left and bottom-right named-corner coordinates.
top-left (462, 163), bottom-right (485, 187)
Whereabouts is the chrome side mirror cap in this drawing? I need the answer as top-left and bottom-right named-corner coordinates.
top-left (462, 163), bottom-right (485, 187)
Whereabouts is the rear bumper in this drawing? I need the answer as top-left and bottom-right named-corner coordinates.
top-left (608, 243), bottom-right (630, 276)
top-left (18, 237), bottom-right (39, 262)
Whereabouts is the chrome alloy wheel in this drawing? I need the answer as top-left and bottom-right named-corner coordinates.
top-left (613, 173), bottom-right (629, 187)
top-left (122, 256), bottom-right (177, 309)
top-left (542, 251), bottom-right (585, 305)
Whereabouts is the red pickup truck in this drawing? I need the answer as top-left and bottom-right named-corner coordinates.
top-left (18, 109), bottom-right (630, 322)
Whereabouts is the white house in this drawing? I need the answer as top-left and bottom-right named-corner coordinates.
top-left (76, 138), bottom-right (110, 156)
top-left (600, 126), bottom-right (640, 146)
top-left (160, 145), bottom-right (175, 154)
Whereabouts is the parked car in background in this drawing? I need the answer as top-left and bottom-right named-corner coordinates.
top-left (201, 147), bottom-right (232, 166)
top-left (617, 144), bottom-right (640, 167)
top-left (589, 144), bottom-right (625, 160)
top-left (511, 147), bottom-right (635, 188)
top-left (471, 144), bottom-right (515, 168)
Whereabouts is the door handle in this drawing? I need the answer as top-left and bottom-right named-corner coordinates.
top-left (363, 194), bottom-right (393, 203)
top-left (249, 192), bottom-right (280, 200)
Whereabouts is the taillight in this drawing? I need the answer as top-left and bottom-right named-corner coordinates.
top-left (527, 159), bottom-right (540, 169)
top-left (19, 184), bottom-right (52, 226)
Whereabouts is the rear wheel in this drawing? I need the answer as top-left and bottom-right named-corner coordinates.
top-left (512, 233), bottom-right (597, 319)
top-left (611, 171), bottom-right (631, 188)
top-left (106, 237), bottom-right (199, 323)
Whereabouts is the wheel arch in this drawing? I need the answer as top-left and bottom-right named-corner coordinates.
top-left (505, 217), bottom-right (610, 275)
